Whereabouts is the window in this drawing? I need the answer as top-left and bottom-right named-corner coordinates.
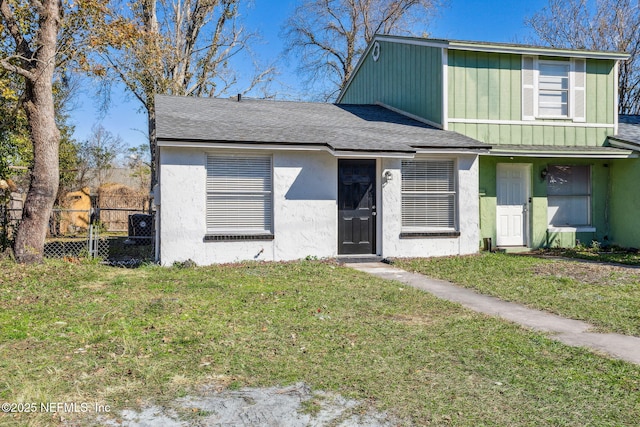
top-left (547, 165), bottom-right (591, 227)
top-left (522, 56), bottom-right (586, 122)
top-left (538, 62), bottom-right (570, 117)
top-left (206, 154), bottom-right (273, 235)
top-left (401, 160), bottom-right (456, 231)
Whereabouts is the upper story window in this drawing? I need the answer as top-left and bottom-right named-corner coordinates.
top-left (538, 62), bottom-right (570, 118)
top-left (522, 56), bottom-right (586, 122)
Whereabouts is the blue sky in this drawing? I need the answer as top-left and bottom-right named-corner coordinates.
top-left (71, 0), bottom-right (550, 150)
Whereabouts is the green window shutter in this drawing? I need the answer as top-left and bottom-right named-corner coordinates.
top-left (522, 56), bottom-right (536, 120)
top-left (572, 59), bottom-right (586, 122)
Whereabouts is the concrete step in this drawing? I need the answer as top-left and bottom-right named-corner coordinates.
top-left (496, 246), bottom-right (532, 254)
top-left (336, 255), bottom-right (385, 264)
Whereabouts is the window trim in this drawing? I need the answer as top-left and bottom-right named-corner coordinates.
top-left (400, 158), bottom-right (458, 234)
top-left (546, 164), bottom-right (592, 228)
top-left (522, 56), bottom-right (586, 122)
top-left (205, 153), bottom-right (274, 237)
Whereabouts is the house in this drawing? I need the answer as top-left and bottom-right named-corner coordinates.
top-left (155, 96), bottom-right (488, 265)
top-left (339, 36), bottom-right (637, 251)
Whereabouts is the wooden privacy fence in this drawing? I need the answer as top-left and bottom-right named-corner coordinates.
top-left (44, 185), bottom-right (151, 236)
top-left (96, 184), bottom-right (151, 232)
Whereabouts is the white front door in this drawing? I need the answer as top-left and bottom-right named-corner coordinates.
top-left (496, 163), bottom-right (530, 247)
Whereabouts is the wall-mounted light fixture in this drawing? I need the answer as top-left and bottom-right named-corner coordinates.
top-left (540, 167), bottom-right (548, 180)
top-left (384, 170), bottom-right (393, 182)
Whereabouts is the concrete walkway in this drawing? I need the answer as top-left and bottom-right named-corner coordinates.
top-left (349, 262), bottom-right (640, 365)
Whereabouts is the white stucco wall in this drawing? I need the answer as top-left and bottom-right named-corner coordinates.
top-left (159, 147), bottom-right (480, 265)
top-left (159, 147), bottom-right (337, 265)
top-left (380, 154), bottom-right (480, 258)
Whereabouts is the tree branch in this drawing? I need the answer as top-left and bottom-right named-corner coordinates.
top-left (0, 58), bottom-right (35, 80)
top-left (0, 0), bottom-right (34, 63)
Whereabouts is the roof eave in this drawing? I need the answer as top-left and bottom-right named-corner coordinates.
top-left (413, 146), bottom-right (491, 154)
top-left (156, 138), bottom-right (417, 158)
top-left (373, 34), bottom-right (629, 60)
top-left (608, 136), bottom-right (640, 152)
top-left (486, 146), bottom-right (637, 159)
top-left (446, 40), bottom-right (629, 60)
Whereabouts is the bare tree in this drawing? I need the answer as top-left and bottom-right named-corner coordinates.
top-left (77, 124), bottom-right (125, 188)
top-left (526, 0), bottom-right (640, 114)
top-left (283, 0), bottom-right (441, 100)
top-left (91, 0), bottom-right (276, 190)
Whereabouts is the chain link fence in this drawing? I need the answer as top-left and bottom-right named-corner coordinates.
top-left (43, 206), bottom-right (155, 266)
top-left (4, 192), bottom-right (155, 266)
top-left (43, 227), bottom-right (109, 259)
top-left (0, 192), bottom-right (23, 252)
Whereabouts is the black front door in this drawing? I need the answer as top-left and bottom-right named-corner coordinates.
top-left (338, 159), bottom-right (376, 255)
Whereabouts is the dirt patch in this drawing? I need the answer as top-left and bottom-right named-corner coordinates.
top-left (388, 313), bottom-right (434, 326)
top-left (532, 260), bottom-right (640, 286)
top-left (99, 383), bottom-right (399, 426)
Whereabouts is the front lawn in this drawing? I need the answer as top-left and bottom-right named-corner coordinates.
top-left (392, 253), bottom-right (640, 336)
top-left (1, 259), bottom-right (639, 426)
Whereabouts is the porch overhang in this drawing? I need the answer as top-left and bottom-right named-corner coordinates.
top-left (485, 144), bottom-right (637, 159)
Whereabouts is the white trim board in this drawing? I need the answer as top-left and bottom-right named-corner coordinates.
top-left (485, 149), bottom-right (635, 159)
top-left (447, 118), bottom-right (614, 128)
top-left (442, 48), bottom-right (449, 131)
top-left (374, 35), bottom-right (629, 60)
top-left (157, 140), bottom-right (417, 159)
top-left (614, 61), bottom-right (620, 135)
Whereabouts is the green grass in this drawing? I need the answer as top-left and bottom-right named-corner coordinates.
top-left (392, 253), bottom-right (640, 336)
top-left (0, 259), bottom-right (639, 426)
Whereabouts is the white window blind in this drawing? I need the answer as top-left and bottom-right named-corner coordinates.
top-left (538, 62), bottom-right (570, 117)
top-left (547, 165), bottom-right (591, 227)
top-left (401, 160), bottom-right (456, 230)
top-left (206, 155), bottom-right (273, 234)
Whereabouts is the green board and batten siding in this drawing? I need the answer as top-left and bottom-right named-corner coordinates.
top-left (340, 41), bottom-right (443, 126)
top-left (340, 37), bottom-right (631, 249)
top-left (448, 51), bottom-right (521, 122)
top-left (447, 50), bottom-right (617, 146)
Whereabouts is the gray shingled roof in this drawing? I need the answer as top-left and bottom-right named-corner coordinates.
top-left (155, 95), bottom-right (489, 154)
top-left (610, 115), bottom-right (640, 149)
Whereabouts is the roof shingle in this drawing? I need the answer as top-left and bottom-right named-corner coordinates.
top-left (610, 115), bottom-right (640, 149)
top-left (155, 95), bottom-right (489, 154)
